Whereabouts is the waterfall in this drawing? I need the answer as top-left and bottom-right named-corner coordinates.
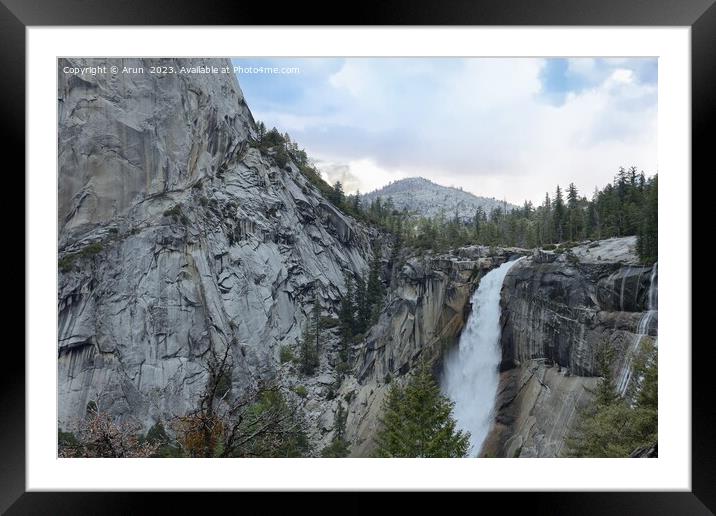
top-left (442, 257), bottom-right (524, 457)
top-left (617, 262), bottom-right (658, 396)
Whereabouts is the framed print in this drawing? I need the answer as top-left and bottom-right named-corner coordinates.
top-left (5, 0), bottom-right (713, 512)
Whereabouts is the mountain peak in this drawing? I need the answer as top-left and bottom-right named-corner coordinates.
top-left (362, 177), bottom-right (514, 220)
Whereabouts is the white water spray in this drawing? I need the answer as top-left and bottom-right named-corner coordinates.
top-left (617, 262), bottom-right (658, 396)
top-left (442, 257), bottom-right (524, 457)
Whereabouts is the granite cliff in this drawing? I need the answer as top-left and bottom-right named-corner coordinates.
top-left (58, 58), bottom-right (376, 451)
top-left (57, 58), bottom-right (657, 458)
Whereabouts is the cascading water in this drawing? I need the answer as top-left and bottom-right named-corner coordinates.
top-left (617, 262), bottom-right (658, 396)
top-left (442, 257), bottom-right (524, 457)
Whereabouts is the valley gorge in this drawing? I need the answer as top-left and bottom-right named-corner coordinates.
top-left (57, 58), bottom-right (658, 458)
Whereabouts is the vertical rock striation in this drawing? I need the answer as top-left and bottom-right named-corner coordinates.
top-left (484, 238), bottom-right (657, 457)
top-left (57, 58), bottom-right (375, 446)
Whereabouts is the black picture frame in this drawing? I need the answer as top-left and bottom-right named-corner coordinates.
top-left (4, 0), bottom-right (712, 513)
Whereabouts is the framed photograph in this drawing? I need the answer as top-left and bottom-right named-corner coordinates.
top-left (6, 0), bottom-right (712, 512)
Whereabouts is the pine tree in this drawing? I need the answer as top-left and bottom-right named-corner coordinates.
top-left (540, 192), bottom-right (552, 244)
top-left (338, 275), bottom-right (355, 362)
top-left (566, 339), bottom-right (657, 457)
top-left (256, 121), bottom-right (267, 142)
top-left (299, 296), bottom-right (321, 375)
top-left (329, 181), bottom-right (345, 206)
top-left (354, 274), bottom-right (367, 335)
top-left (637, 175), bottom-right (658, 264)
top-left (553, 185), bottom-right (566, 242)
top-left (365, 252), bottom-right (384, 325)
top-left (374, 361), bottom-right (470, 457)
top-left (320, 403), bottom-right (350, 457)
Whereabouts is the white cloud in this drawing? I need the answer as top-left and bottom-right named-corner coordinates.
top-left (250, 58), bottom-right (657, 204)
top-left (315, 158), bottom-right (408, 194)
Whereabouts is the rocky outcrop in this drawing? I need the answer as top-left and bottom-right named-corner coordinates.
top-left (57, 58), bottom-right (376, 451)
top-left (483, 238), bottom-right (657, 457)
top-left (342, 246), bottom-right (527, 455)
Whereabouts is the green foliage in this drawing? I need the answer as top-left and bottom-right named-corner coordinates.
top-left (320, 403), bottom-right (350, 457)
top-left (292, 385), bottom-right (308, 398)
top-left (142, 422), bottom-right (183, 457)
top-left (250, 118), bottom-right (656, 259)
top-left (328, 181), bottom-right (345, 206)
top-left (163, 205), bottom-right (182, 218)
top-left (374, 361), bottom-right (470, 457)
top-left (365, 252), bottom-right (385, 326)
top-left (567, 339), bottom-right (657, 457)
top-left (230, 388), bottom-right (310, 458)
top-left (213, 370), bottom-right (232, 399)
top-left (279, 345), bottom-right (294, 364)
top-left (60, 240), bottom-right (106, 272)
top-left (58, 428), bottom-right (79, 448)
top-left (80, 243), bottom-right (103, 257)
top-left (58, 255), bottom-right (76, 272)
top-left (319, 316), bottom-right (341, 329)
top-left (338, 275), bottom-right (355, 363)
top-left (299, 297), bottom-right (321, 375)
top-left (637, 175), bottom-right (658, 264)
top-left (350, 169), bottom-right (656, 256)
top-left (85, 400), bottom-right (98, 415)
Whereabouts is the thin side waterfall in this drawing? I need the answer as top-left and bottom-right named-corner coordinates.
top-left (442, 257), bottom-right (524, 457)
top-left (617, 262), bottom-right (658, 396)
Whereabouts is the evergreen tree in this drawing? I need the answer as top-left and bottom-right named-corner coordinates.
top-left (566, 183), bottom-right (581, 241)
top-left (338, 275), bottom-right (355, 362)
top-left (256, 121), bottom-right (267, 142)
top-left (354, 275), bottom-right (368, 335)
top-left (637, 175), bottom-right (658, 264)
top-left (299, 296), bottom-right (321, 375)
top-left (374, 361), bottom-right (470, 457)
top-left (553, 185), bottom-right (566, 242)
top-left (365, 252), bottom-right (384, 325)
top-left (320, 403), bottom-right (350, 457)
top-left (329, 181), bottom-right (345, 206)
top-left (352, 190), bottom-right (362, 212)
top-left (567, 339), bottom-right (657, 457)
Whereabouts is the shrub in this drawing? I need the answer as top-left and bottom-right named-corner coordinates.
top-left (163, 205), bottom-right (182, 218)
top-left (279, 345), bottom-right (294, 364)
top-left (320, 316), bottom-right (341, 329)
top-left (58, 428), bottom-right (79, 448)
top-left (79, 242), bottom-right (103, 258)
top-left (142, 422), bottom-right (183, 457)
top-left (214, 371), bottom-right (232, 399)
top-left (292, 385), bottom-right (308, 398)
top-left (274, 147), bottom-right (290, 169)
top-left (58, 255), bottom-right (75, 272)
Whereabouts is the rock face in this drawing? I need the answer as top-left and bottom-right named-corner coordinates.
top-left (57, 58), bottom-right (657, 458)
top-left (483, 238), bottom-right (657, 457)
top-left (57, 58), bottom-right (376, 447)
top-left (342, 245), bottom-right (527, 455)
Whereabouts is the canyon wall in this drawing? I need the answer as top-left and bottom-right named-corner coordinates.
top-left (58, 59), bottom-right (376, 452)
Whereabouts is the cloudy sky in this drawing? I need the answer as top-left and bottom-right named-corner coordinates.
top-left (232, 57), bottom-right (657, 205)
